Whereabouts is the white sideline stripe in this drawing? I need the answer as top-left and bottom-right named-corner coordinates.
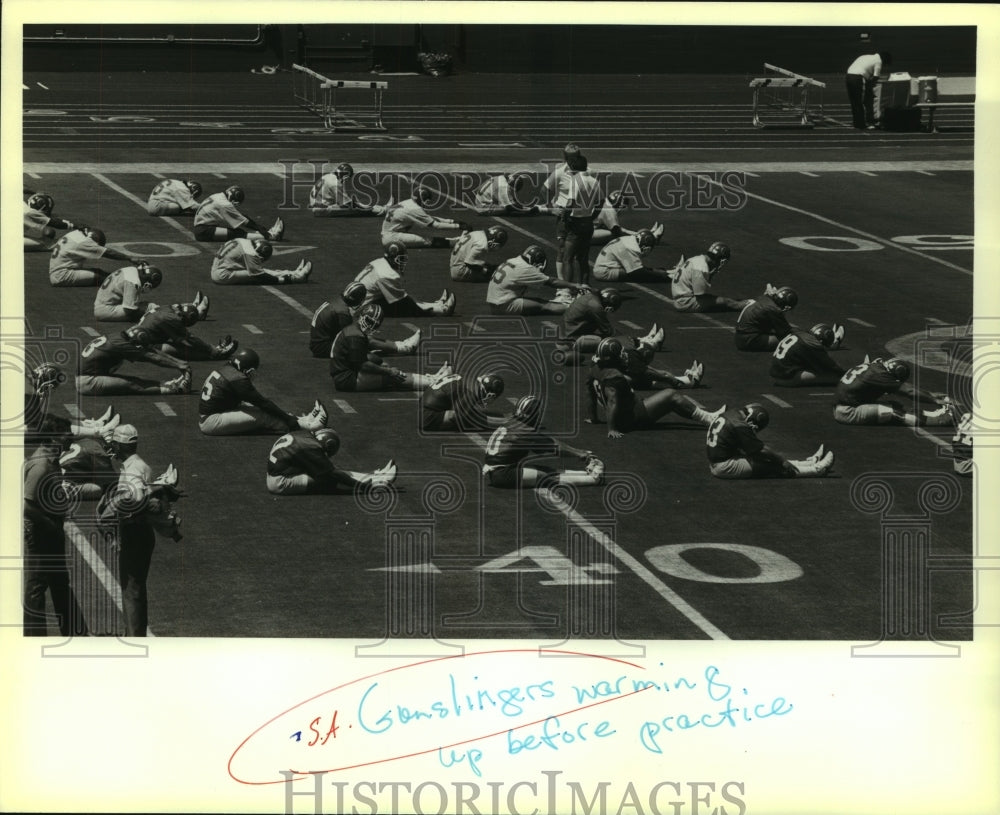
top-left (65, 520), bottom-right (157, 638)
top-left (243, 324), bottom-right (264, 334)
top-left (154, 402), bottom-right (176, 417)
top-left (81, 326), bottom-right (101, 336)
top-left (690, 172), bottom-right (972, 277)
top-left (619, 320), bottom-right (643, 330)
top-left (762, 393), bottom-right (794, 408)
top-left (332, 399), bottom-right (356, 414)
top-left (848, 317), bottom-right (876, 327)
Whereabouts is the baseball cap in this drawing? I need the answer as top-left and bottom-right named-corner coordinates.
top-left (112, 424), bottom-right (139, 444)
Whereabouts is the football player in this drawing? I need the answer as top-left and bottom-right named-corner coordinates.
top-left (486, 245), bottom-right (589, 316)
top-left (330, 304), bottom-right (446, 392)
top-left (58, 435), bottom-right (118, 503)
top-left (266, 428), bottom-right (397, 494)
top-left (472, 172), bottom-right (540, 216)
top-left (24, 361), bottom-right (120, 441)
top-left (210, 237), bottom-right (311, 285)
top-left (770, 323), bottom-right (846, 387)
top-left (618, 343), bottom-right (705, 391)
top-left (591, 190), bottom-right (659, 246)
top-left (951, 411), bottom-right (974, 477)
top-left (93, 262), bottom-right (164, 322)
top-left (309, 281), bottom-right (369, 358)
top-left (832, 356), bottom-right (957, 427)
top-left (586, 338), bottom-right (723, 439)
top-left (449, 227), bottom-right (509, 282)
top-left (482, 395), bottom-right (604, 488)
top-left (129, 303), bottom-right (236, 362)
top-left (592, 228), bottom-right (671, 283)
top-left (308, 162), bottom-right (387, 217)
top-left (381, 186), bottom-right (465, 248)
top-left (422, 371), bottom-right (507, 432)
top-left (199, 348), bottom-right (328, 435)
top-left (24, 192), bottom-right (76, 251)
top-left (733, 286), bottom-right (798, 352)
top-left (192, 185), bottom-right (284, 242)
top-left (706, 403), bottom-right (835, 479)
top-left (353, 243), bottom-right (456, 317)
top-left (76, 328), bottom-right (192, 396)
top-left (48, 227), bottom-right (145, 287)
top-left (146, 179), bottom-right (202, 216)
top-left (668, 241), bottom-right (749, 313)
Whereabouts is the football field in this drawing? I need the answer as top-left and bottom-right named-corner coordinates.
top-left (18, 69), bottom-right (976, 640)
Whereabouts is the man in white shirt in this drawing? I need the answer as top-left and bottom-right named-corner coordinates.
top-left (845, 51), bottom-right (892, 130)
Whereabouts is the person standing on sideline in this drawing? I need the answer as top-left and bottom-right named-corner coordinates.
top-left (845, 51), bottom-right (892, 130)
top-left (562, 158), bottom-right (602, 285)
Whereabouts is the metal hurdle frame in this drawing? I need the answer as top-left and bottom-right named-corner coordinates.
top-left (749, 63), bottom-right (826, 128)
top-left (292, 63), bottom-right (388, 131)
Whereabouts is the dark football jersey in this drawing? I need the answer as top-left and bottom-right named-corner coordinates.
top-left (78, 335), bottom-right (150, 376)
top-left (59, 437), bottom-right (117, 493)
top-left (483, 420), bottom-right (558, 467)
top-left (563, 293), bottom-right (612, 339)
top-left (329, 324), bottom-right (372, 388)
top-left (199, 364), bottom-right (290, 426)
top-left (735, 296), bottom-right (792, 339)
top-left (267, 430), bottom-right (337, 479)
top-left (136, 308), bottom-right (189, 344)
top-left (588, 365), bottom-right (637, 427)
top-left (309, 299), bottom-right (353, 357)
top-left (770, 330), bottom-right (843, 378)
top-left (706, 409), bottom-right (764, 464)
top-left (835, 361), bottom-right (901, 407)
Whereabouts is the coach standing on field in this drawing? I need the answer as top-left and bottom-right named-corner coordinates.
top-left (562, 158), bottom-right (602, 286)
top-left (543, 143), bottom-right (588, 280)
top-left (845, 50), bottom-right (892, 130)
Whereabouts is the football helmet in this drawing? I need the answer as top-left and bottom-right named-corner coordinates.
top-left (175, 303), bottom-right (200, 326)
top-left (357, 303), bottom-right (384, 335)
top-left (810, 323), bottom-right (835, 348)
top-left (184, 180), bottom-right (203, 199)
top-left (225, 185), bottom-right (245, 204)
top-left (32, 362), bottom-right (64, 394)
top-left (251, 238), bottom-right (273, 260)
top-left (741, 402), bottom-right (770, 433)
top-left (772, 286), bottom-right (798, 311)
top-left (384, 242), bottom-right (408, 272)
top-left (884, 357), bottom-right (911, 383)
top-left (127, 327), bottom-right (154, 348)
top-left (608, 189), bottom-right (630, 210)
top-left (335, 162), bottom-right (355, 180)
top-left (27, 193), bottom-right (54, 214)
top-left (596, 337), bottom-right (626, 365)
top-left (706, 241), bottom-right (731, 266)
top-left (341, 281), bottom-right (367, 309)
top-left (314, 428), bottom-right (341, 457)
top-left (635, 229), bottom-right (657, 257)
top-left (475, 374), bottom-right (505, 405)
top-left (508, 172), bottom-right (532, 192)
top-left (411, 186), bottom-right (434, 207)
top-left (83, 227), bottom-right (107, 246)
top-left (599, 288), bottom-right (622, 312)
top-left (231, 348), bottom-right (260, 377)
top-left (521, 245), bottom-right (547, 269)
top-left (137, 264), bottom-right (163, 290)
top-left (486, 226), bottom-right (508, 250)
top-left (514, 394), bottom-right (543, 426)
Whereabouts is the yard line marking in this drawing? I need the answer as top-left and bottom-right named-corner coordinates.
top-left (92, 172), bottom-right (206, 251)
top-left (27, 172), bottom-right (42, 179)
top-left (152, 172), bottom-right (166, 179)
top-left (64, 403), bottom-right (82, 418)
top-left (22, 83), bottom-right (29, 90)
top-left (243, 324), bottom-right (264, 334)
top-left (212, 172), bottom-right (227, 178)
top-left (81, 326), bottom-right (101, 336)
top-left (799, 171), bottom-right (820, 177)
top-left (332, 399), bottom-right (356, 414)
top-left (619, 320), bottom-right (644, 330)
top-left (848, 317), bottom-right (876, 327)
top-left (401, 322), bottom-right (420, 333)
top-left (259, 286), bottom-right (314, 319)
top-left (859, 171), bottom-right (878, 177)
top-left (916, 170), bottom-right (936, 176)
top-left (37, 82), bottom-right (49, 90)
top-left (925, 317), bottom-right (948, 324)
top-left (154, 402), bottom-right (177, 417)
top-left (271, 171), bottom-right (285, 179)
top-left (691, 172), bottom-right (972, 276)
top-left (762, 393), bottom-right (793, 408)
top-left (505, 396), bottom-right (519, 405)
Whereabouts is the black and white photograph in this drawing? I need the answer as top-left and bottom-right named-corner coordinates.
top-left (2, 2), bottom-right (998, 813)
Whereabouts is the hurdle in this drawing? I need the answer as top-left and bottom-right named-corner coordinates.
top-left (292, 63), bottom-right (388, 131)
top-left (749, 63), bottom-right (826, 128)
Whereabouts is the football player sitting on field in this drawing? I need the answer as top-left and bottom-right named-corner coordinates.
top-left (199, 348), bottom-right (328, 436)
top-left (308, 162), bottom-right (387, 217)
top-left (486, 245), bottom-right (589, 316)
top-left (309, 282), bottom-right (369, 358)
top-left (266, 428), bottom-right (397, 495)
top-left (586, 338), bottom-right (723, 439)
top-left (592, 228), bottom-right (670, 283)
top-left (24, 362), bottom-right (120, 441)
top-left (24, 193), bottom-right (76, 252)
top-left (733, 286), bottom-right (798, 352)
top-left (146, 179), bottom-right (202, 216)
top-left (832, 356), bottom-right (957, 427)
top-left (58, 436), bottom-right (119, 503)
top-left (421, 371), bottom-right (507, 432)
top-left (482, 395), bottom-right (604, 489)
top-left (591, 190), bottom-right (660, 246)
top-left (381, 186), bottom-right (465, 249)
top-left (353, 243), bottom-right (456, 317)
top-left (48, 227), bottom-right (145, 287)
top-left (329, 304), bottom-right (445, 393)
top-left (93, 263), bottom-right (164, 322)
top-left (129, 303), bottom-right (236, 362)
top-left (471, 173), bottom-right (540, 216)
top-left (770, 323), bottom-right (846, 387)
top-left (706, 403), bottom-right (835, 479)
top-left (619, 344), bottom-right (705, 391)
top-left (193, 185), bottom-right (284, 242)
top-left (558, 286), bottom-right (661, 360)
top-left (449, 227), bottom-right (509, 283)
top-left (210, 237), bottom-right (311, 285)
top-left (76, 328), bottom-right (192, 396)
top-left (669, 241), bottom-right (749, 313)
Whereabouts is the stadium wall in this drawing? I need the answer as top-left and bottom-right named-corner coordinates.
top-left (23, 24), bottom-right (976, 76)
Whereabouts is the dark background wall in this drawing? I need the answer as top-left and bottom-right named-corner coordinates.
top-left (23, 24), bottom-right (977, 76)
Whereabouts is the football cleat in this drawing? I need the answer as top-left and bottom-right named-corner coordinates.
top-left (194, 291), bottom-right (210, 320)
top-left (370, 459), bottom-right (398, 489)
top-left (764, 282), bottom-right (777, 297)
top-left (831, 323), bottom-right (846, 349)
top-left (396, 329), bottom-right (422, 354)
top-left (806, 443), bottom-right (826, 464)
top-left (311, 399), bottom-right (329, 425)
top-left (267, 217), bottom-right (284, 241)
top-left (638, 323), bottom-right (664, 351)
top-left (924, 398), bottom-right (958, 427)
top-left (96, 412), bottom-right (122, 442)
top-left (707, 403), bottom-right (728, 423)
top-left (681, 360), bottom-right (704, 388)
top-left (152, 463), bottom-right (179, 488)
top-left (650, 222), bottom-right (665, 240)
top-left (212, 336), bottom-right (238, 360)
top-left (585, 455), bottom-right (605, 482)
top-left (161, 371), bottom-right (192, 395)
